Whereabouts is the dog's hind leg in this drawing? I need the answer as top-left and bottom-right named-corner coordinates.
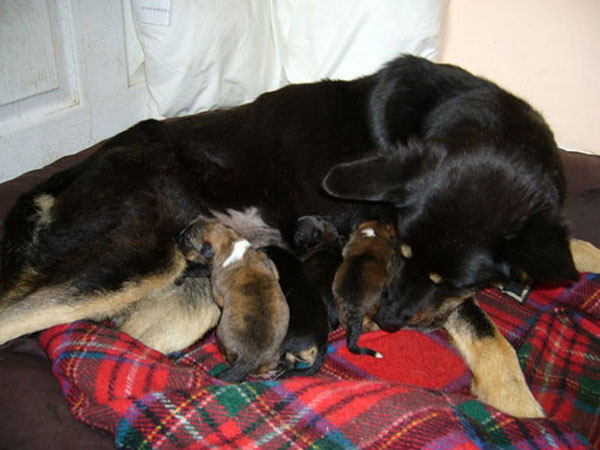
top-left (0, 250), bottom-right (187, 345)
top-left (444, 297), bottom-right (545, 418)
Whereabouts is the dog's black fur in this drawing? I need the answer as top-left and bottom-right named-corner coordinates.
top-left (293, 216), bottom-right (343, 329)
top-left (0, 55), bottom-right (576, 352)
top-left (261, 246), bottom-right (329, 377)
top-left (321, 58), bottom-right (577, 331)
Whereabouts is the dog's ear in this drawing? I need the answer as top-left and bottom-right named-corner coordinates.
top-left (501, 214), bottom-right (578, 283)
top-left (322, 155), bottom-right (408, 203)
top-left (322, 138), bottom-right (445, 205)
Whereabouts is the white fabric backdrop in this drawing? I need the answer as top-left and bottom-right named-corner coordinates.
top-left (132, 0), bottom-right (447, 117)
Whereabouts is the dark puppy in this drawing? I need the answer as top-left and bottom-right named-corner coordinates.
top-left (293, 216), bottom-right (343, 329)
top-left (179, 220), bottom-right (289, 382)
top-left (333, 221), bottom-right (397, 358)
top-left (261, 246), bottom-right (329, 377)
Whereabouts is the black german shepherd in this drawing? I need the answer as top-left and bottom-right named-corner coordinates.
top-left (0, 55), bottom-right (577, 418)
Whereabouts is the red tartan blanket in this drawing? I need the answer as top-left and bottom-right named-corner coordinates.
top-left (39, 273), bottom-right (600, 449)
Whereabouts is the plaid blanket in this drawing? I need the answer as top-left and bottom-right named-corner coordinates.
top-left (39, 273), bottom-right (600, 449)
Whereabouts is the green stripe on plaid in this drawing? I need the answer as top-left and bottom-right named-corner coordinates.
top-left (211, 382), bottom-right (274, 417)
top-left (457, 400), bottom-right (513, 448)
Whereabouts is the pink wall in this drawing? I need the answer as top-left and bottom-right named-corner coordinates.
top-left (439, 0), bottom-right (600, 155)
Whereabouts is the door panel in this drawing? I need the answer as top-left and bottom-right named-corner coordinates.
top-left (0, 0), bottom-right (151, 183)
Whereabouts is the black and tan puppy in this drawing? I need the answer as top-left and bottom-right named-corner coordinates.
top-left (333, 221), bottom-right (397, 358)
top-left (293, 216), bottom-right (343, 329)
top-left (260, 245), bottom-right (329, 377)
top-left (179, 220), bottom-right (289, 382)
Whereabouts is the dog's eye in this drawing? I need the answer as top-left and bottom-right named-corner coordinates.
top-left (429, 273), bottom-right (443, 284)
top-left (400, 244), bottom-right (412, 259)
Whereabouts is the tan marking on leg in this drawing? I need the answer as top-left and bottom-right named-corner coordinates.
top-left (444, 302), bottom-right (545, 418)
top-left (0, 248), bottom-right (187, 345)
top-left (31, 194), bottom-right (56, 245)
top-left (297, 345), bottom-right (318, 365)
top-left (570, 238), bottom-right (600, 274)
top-left (362, 317), bottom-right (380, 332)
top-left (33, 194), bottom-right (55, 226)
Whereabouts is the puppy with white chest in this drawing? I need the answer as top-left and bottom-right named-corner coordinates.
top-left (178, 219), bottom-right (289, 382)
top-left (333, 221), bottom-right (398, 358)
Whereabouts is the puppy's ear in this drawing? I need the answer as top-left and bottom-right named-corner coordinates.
top-left (502, 214), bottom-right (578, 283)
top-left (322, 139), bottom-right (445, 205)
top-left (266, 258), bottom-right (279, 280)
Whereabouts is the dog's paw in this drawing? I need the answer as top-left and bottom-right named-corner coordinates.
top-left (471, 374), bottom-right (545, 419)
top-left (468, 338), bottom-right (545, 418)
top-left (570, 238), bottom-right (600, 274)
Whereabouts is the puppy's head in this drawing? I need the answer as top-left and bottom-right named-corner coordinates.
top-left (353, 221), bottom-right (396, 242)
top-left (179, 220), bottom-right (241, 266)
top-left (323, 139), bottom-right (577, 331)
top-left (294, 216), bottom-right (340, 250)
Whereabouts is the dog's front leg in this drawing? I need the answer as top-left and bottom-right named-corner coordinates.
top-left (444, 297), bottom-right (545, 418)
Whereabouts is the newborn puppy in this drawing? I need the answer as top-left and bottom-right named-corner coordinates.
top-left (333, 221), bottom-right (397, 358)
top-left (261, 246), bottom-right (329, 377)
top-left (179, 220), bottom-right (289, 382)
top-left (293, 216), bottom-right (343, 329)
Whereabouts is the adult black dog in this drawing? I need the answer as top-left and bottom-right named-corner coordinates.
top-left (0, 55), bottom-right (577, 418)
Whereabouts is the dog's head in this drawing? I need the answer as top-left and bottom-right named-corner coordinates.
top-left (322, 139), bottom-right (578, 331)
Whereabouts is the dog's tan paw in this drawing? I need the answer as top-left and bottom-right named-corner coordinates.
top-left (570, 238), bottom-right (600, 274)
top-left (445, 300), bottom-right (545, 419)
top-left (467, 336), bottom-right (544, 418)
top-left (471, 373), bottom-right (545, 419)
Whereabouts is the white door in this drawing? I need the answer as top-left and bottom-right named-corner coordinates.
top-left (0, 0), bottom-right (152, 183)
